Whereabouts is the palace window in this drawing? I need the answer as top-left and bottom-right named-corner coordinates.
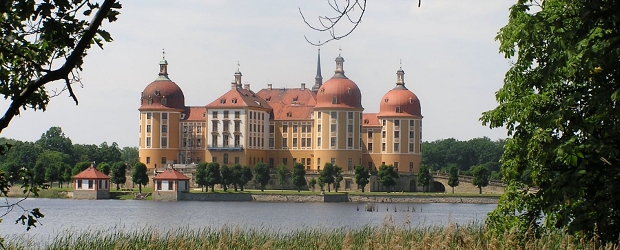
top-left (348, 112), bottom-right (353, 119)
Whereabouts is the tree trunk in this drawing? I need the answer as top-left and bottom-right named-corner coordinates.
top-left (298, 187), bottom-right (300, 192)
top-left (240, 185), bottom-right (244, 191)
top-left (362, 186), bottom-right (365, 192)
top-left (479, 186), bottom-right (482, 194)
top-left (234, 183), bottom-right (238, 192)
top-left (138, 184), bottom-right (142, 194)
top-left (261, 185), bottom-right (265, 192)
top-left (327, 184), bottom-right (331, 192)
top-left (452, 186), bottom-right (455, 194)
top-left (116, 183), bottom-right (120, 190)
top-left (211, 185), bottom-right (215, 192)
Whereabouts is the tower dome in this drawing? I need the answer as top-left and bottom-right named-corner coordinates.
top-left (378, 68), bottom-right (421, 117)
top-left (139, 55), bottom-right (185, 111)
top-left (315, 54), bottom-right (363, 109)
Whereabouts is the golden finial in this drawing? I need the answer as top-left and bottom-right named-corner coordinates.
top-left (338, 47), bottom-right (342, 56)
top-left (237, 61), bottom-right (240, 71)
top-left (162, 48), bottom-right (166, 60)
top-left (399, 59), bottom-right (402, 69)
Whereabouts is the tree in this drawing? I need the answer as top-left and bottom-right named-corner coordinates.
top-left (204, 162), bottom-right (221, 192)
top-left (0, 1), bottom-right (121, 237)
top-left (354, 165), bottom-right (370, 192)
top-left (276, 164), bottom-right (288, 191)
top-left (97, 162), bottom-right (111, 176)
top-left (377, 164), bottom-right (398, 192)
top-left (1, 161), bottom-right (21, 185)
top-left (317, 175), bottom-right (325, 192)
top-left (131, 162), bottom-right (149, 194)
top-left (253, 162), bottom-right (270, 192)
top-left (231, 164), bottom-right (243, 192)
top-left (447, 164), bottom-right (459, 194)
top-left (471, 165), bottom-right (489, 195)
top-left (120, 146), bottom-right (139, 167)
top-left (110, 162), bottom-right (127, 190)
top-left (239, 166), bottom-right (253, 191)
top-left (35, 127), bottom-right (73, 156)
top-left (0, 1), bottom-right (121, 134)
top-left (417, 165), bottom-right (431, 192)
top-left (35, 151), bottom-right (69, 185)
top-left (480, 1), bottom-right (620, 243)
top-left (195, 162), bottom-right (208, 192)
top-left (333, 165), bottom-right (343, 192)
top-left (319, 163), bottom-right (335, 192)
top-left (291, 162), bottom-right (306, 192)
top-left (309, 177), bottom-right (317, 192)
top-left (72, 161), bottom-right (91, 176)
top-left (220, 165), bottom-right (233, 192)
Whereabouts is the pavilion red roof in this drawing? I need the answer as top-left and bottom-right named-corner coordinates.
top-left (73, 166), bottom-right (110, 179)
top-left (153, 168), bottom-right (190, 180)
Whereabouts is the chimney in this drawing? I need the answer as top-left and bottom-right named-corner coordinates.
top-left (301, 83), bottom-right (306, 90)
top-left (267, 84), bottom-right (272, 90)
top-left (231, 82), bottom-right (237, 90)
top-left (244, 84), bottom-right (250, 90)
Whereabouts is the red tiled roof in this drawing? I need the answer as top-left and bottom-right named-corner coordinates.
top-left (315, 77), bottom-right (363, 109)
top-left (362, 113), bottom-right (381, 127)
top-left (73, 166), bottom-right (110, 179)
top-left (185, 106), bottom-right (207, 121)
top-left (140, 80), bottom-right (185, 111)
top-left (256, 88), bottom-right (316, 120)
top-left (378, 85), bottom-right (421, 117)
top-left (206, 88), bottom-right (271, 110)
top-left (153, 168), bottom-right (190, 180)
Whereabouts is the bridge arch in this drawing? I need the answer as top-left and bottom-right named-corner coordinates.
top-left (431, 181), bottom-right (445, 192)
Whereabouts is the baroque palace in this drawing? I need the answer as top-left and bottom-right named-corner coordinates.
top-left (138, 50), bottom-right (423, 176)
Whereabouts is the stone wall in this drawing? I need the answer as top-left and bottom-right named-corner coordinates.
top-left (73, 190), bottom-right (109, 200)
top-left (152, 191), bottom-right (180, 201)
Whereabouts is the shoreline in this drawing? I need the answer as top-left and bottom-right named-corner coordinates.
top-left (7, 187), bottom-right (499, 204)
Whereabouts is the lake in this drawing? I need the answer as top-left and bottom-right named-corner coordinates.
top-left (1, 198), bottom-right (496, 240)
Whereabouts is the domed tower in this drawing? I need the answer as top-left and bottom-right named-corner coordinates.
top-left (138, 53), bottom-right (186, 169)
top-left (313, 53), bottom-right (364, 171)
top-left (377, 66), bottom-right (422, 173)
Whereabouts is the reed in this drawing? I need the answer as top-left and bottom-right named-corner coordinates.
top-left (3, 222), bottom-right (616, 250)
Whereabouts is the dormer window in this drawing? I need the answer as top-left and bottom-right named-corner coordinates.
top-left (231, 98), bottom-right (237, 103)
top-left (293, 96), bottom-right (299, 102)
top-left (220, 99), bottom-right (226, 104)
top-left (396, 106), bottom-right (401, 113)
top-left (332, 96), bottom-right (338, 104)
top-left (148, 96), bottom-right (153, 105)
top-left (154, 90), bottom-right (161, 96)
top-left (320, 88), bottom-right (325, 93)
top-left (347, 89), bottom-right (352, 94)
top-left (161, 96), bottom-right (167, 106)
top-left (409, 98), bottom-right (414, 104)
top-left (364, 119), bottom-right (369, 124)
top-left (287, 112), bottom-right (292, 117)
top-left (384, 98), bottom-right (389, 103)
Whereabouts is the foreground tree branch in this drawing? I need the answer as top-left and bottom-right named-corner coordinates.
top-left (300, 0), bottom-right (421, 46)
top-left (0, 0), bottom-right (120, 135)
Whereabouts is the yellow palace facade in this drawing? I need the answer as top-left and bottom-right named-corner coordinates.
top-left (138, 51), bottom-right (423, 174)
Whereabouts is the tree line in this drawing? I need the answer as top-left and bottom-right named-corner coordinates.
top-left (421, 137), bottom-right (505, 181)
top-left (0, 127), bottom-right (139, 189)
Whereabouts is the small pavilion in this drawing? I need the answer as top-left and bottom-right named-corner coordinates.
top-left (73, 166), bottom-right (110, 199)
top-left (152, 168), bottom-right (190, 201)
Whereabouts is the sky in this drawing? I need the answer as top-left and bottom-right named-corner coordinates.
top-left (0, 0), bottom-right (515, 147)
